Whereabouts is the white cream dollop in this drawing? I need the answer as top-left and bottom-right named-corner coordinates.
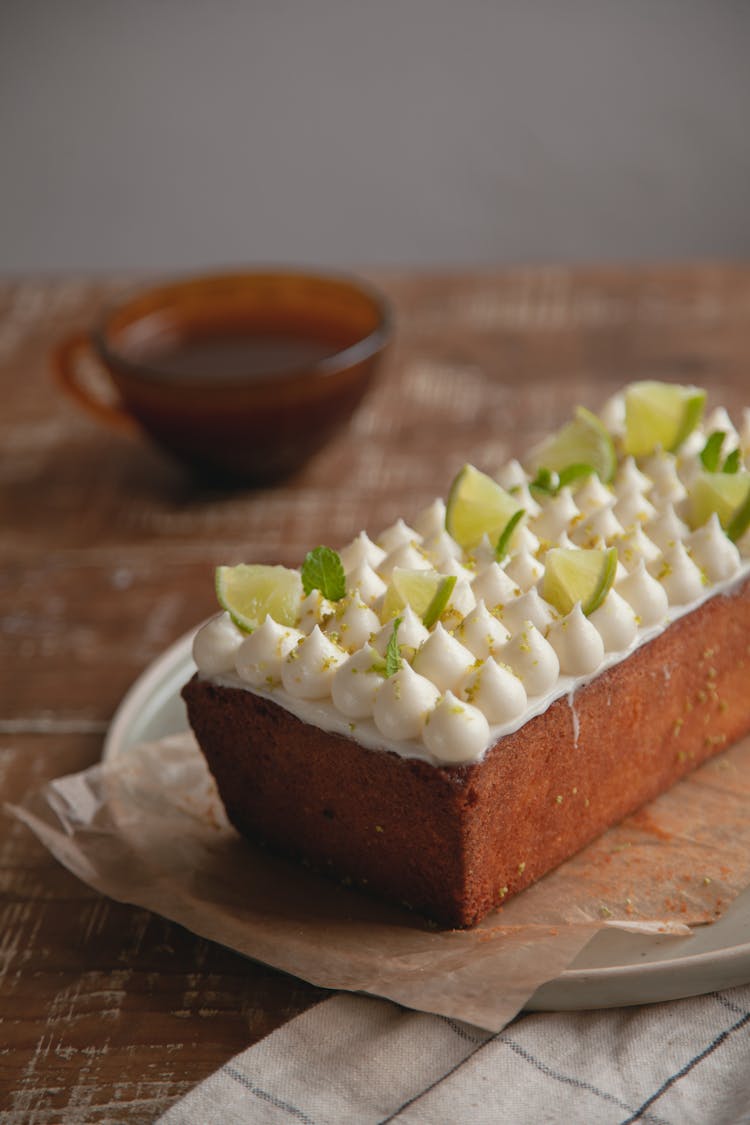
top-left (471, 561), bottom-right (520, 609)
top-left (422, 529), bottom-right (462, 563)
top-left (500, 588), bottom-right (556, 635)
top-left (499, 623), bottom-right (560, 696)
top-left (377, 518), bottom-right (421, 554)
top-left (345, 561), bottom-right (387, 606)
top-left (616, 526), bottom-right (662, 570)
top-left (458, 598), bottom-right (510, 659)
top-left (573, 502), bottom-right (625, 547)
top-left (574, 474), bottom-right (612, 516)
top-left (460, 658), bottom-right (527, 725)
top-left (657, 541), bottom-right (706, 605)
top-left (504, 548), bottom-right (544, 591)
top-left (613, 489), bottom-right (658, 530)
top-left (588, 590), bottom-right (638, 652)
top-left (616, 560), bottom-right (669, 627)
top-left (281, 625), bottom-right (346, 699)
top-left (328, 595), bottom-right (381, 652)
top-left (412, 623), bottom-right (476, 692)
top-left (193, 612), bottom-right (243, 676)
top-left (531, 488), bottom-right (580, 543)
top-left (642, 452), bottom-right (687, 504)
top-left (331, 645), bottom-right (384, 718)
top-left (413, 497), bottom-right (446, 539)
top-left (547, 604), bottom-right (605, 675)
top-left (372, 605), bottom-right (429, 657)
top-left (422, 692), bottom-right (491, 764)
top-left (378, 541), bottom-right (431, 579)
top-left (235, 616), bottom-right (304, 686)
top-left (646, 502), bottom-right (689, 551)
top-left (372, 662), bottom-right (440, 741)
top-left (297, 590), bottom-right (336, 633)
top-left (340, 530), bottom-right (386, 573)
top-left (496, 458), bottom-right (528, 490)
top-left (614, 456), bottom-right (652, 496)
top-left (686, 514), bottom-right (741, 583)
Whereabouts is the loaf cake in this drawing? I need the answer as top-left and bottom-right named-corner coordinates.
top-left (183, 383), bottom-right (750, 927)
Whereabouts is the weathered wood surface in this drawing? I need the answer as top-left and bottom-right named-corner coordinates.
top-left (2, 266), bottom-right (750, 1121)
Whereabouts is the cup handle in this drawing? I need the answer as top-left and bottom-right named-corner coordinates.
top-left (53, 331), bottom-right (136, 432)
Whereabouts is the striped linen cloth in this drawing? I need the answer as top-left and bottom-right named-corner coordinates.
top-left (159, 986), bottom-right (750, 1124)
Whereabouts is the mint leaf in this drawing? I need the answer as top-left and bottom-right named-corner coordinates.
top-left (385, 616), bottom-right (403, 677)
top-left (558, 463), bottom-right (595, 489)
top-left (494, 509), bottom-right (526, 562)
top-left (301, 546), bottom-right (346, 600)
top-left (700, 431), bottom-right (725, 472)
top-left (529, 467), bottom-right (559, 495)
top-left (723, 449), bottom-right (741, 475)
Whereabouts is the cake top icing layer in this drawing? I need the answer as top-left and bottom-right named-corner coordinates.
top-left (194, 383), bottom-right (750, 766)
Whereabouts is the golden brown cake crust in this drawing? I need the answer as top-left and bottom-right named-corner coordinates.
top-left (183, 577), bottom-right (750, 927)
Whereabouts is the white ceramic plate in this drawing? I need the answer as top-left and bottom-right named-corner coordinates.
top-left (105, 630), bottom-right (750, 1012)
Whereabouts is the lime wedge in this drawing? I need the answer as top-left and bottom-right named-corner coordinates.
top-left (624, 381), bottom-right (706, 457)
top-left (446, 464), bottom-right (522, 550)
top-left (688, 471), bottom-right (750, 541)
top-left (542, 546), bottom-right (618, 617)
top-left (527, 406), bottom-right (616, 484)
top-left (381, 567), bottom-right (457, 626)
top-left (216, 564), bottom-right (303, 632)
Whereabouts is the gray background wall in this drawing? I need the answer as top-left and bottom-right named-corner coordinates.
top-left (1, 0), bottom-right (748, 272)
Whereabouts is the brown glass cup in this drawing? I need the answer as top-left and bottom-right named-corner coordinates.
top-left (54, 270), bottom-right (392, 485)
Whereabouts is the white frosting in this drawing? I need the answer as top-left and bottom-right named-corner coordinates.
top-left (195, 389), bottom-right (750, 768)
top-left (740, 408), bottom-right (750, 458)
top-left (599, 392), bottom-right (625, 435)
top-left (495, 458), bottom-right (528, 490)
top-left (588, 590), bottom-right (638, 652)
top-left (378, 541), bottom-right (431, 579)
top-left (686, 514), bottom-right (741, 583)
top-left (372, 605), bottom-right (429, 656)
top-left (340, 530), bottom-right (386, 572)
top-left (235, 616), bottom-right (304, 687)
top-left (377, 518), bottom-right (421, 553)
top-left (331, 645), bottom-right (384, 718)
top-left (297, 590), bottom-right (336, 633)
top-left (614, 456), bottom-right (652, 495)
top-left (412, 623), bottom-right (475, 692)
top-left (547, 604), bottom-right (605, 675)
top-left (573, 503), bottom-right (625, 547)
top-left (499, 588), bottom-right (556, 635)
top-left (531, 488), bottom-right (580, 542)
top-left (422, 692), bottom-right (491, 765)
top-left (192, 612), bottom-right (243, 676)
top-left (422, 529), bottom-right (462, 563)
top-left (613, 489), bottom-right (658, 530)
top-left (498, 623), bottom-right (560, 696)
top-left (372, 662), bottom-right (440, 741)
top-left (328, 596), bottom-right (381, 652)
top-left (574, 475), bottom-right (612, 515)
top-left (504, 548), bottom-right (544, 591)
top-left (281, 626), bottom-right (346, 699)
top-left (657, 541), bottom-right (707, 605)
top-left (413, 498), bottom-right (446, 539)
top-left (616, 560), bottom-right (669, 627)
top-left (345, 561), bottom-right (387, 606)
top-left (458, 599), bottom-right (510, 659)
top-left (460, 658), bottom-right (527, 725)
top-left (616, 526), bottom-right (662, 570)
top-left (471, 562), bottom-right (520, 608)
top-left (647, 502), bottom-right (689, 551)
top-left (642, 452), bottom-right (687, 504)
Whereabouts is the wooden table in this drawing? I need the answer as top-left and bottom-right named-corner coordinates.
top-left (2, 266), bottom-right (750, 1121)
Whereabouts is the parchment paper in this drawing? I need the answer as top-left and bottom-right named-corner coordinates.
top-left (9, 731), bottom-right (750, 1031)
